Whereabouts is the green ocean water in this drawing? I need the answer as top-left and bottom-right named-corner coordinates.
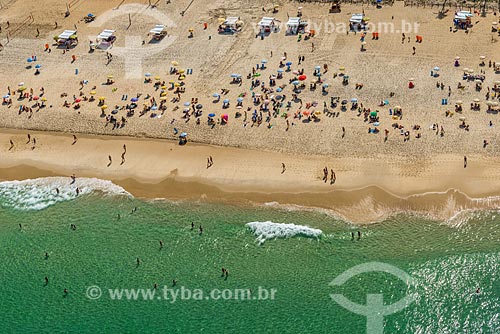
top-left (0, 178), bottom-right (499, 333)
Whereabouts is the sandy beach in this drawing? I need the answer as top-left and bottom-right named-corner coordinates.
top-left (0, 0), bottom-right (500, 222)
top-left (2, 129), bottom-right (500, 223)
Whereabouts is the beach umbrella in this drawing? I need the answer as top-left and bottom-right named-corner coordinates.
top-left (373, 122), bottom-right (380, 126)
top-left (171, 61), bottom-right (179, 66)
top-left (208, 113), bottom-right (216, 117)
top-left (351, 98), bottom-right (358, 103)
top-left (213, 93), bottom-right (220, 98)
top-left (433, 66), bottom-right (440, 71)
top-left (27, 58), bottom-right (33, 63)
top-left (159, 96), bottom-right (168, 101)
top-left (315, 66), bottom-right (321, 70)
top-left (223, 99), bottom-right (229, 104)
top-left (408, 78), bottom-right (415, 81)
top-left (178, 69), bottom-right (185, 74)
top-left (277, 69), bottom-right (284, 73)
top-left (495, 81), bottom-right (500, 85)
top-left (462, 67), bottom-right (469, 72)
top-left (188, 28), bottom-right (194, 32)
top-left (41, 97), bottom-right (47, 101)
top-left (174, 83), bottom-right (181, 87)
top-left (237, 97), bottom-right (244, 102)
top-left (144, 73), bottom-right (152, 77)
top-left (230, 73), bottom-right (241, 78)
top-left (107, 75), bottom-right (114, 79)
top-left (339, 66), bottom-right (345, 71)
top-left (131, 97), bottom-right (138, 102)
top-left (486, 101), bottom-right (494, 106)
top-left (292, 80), bottom-right (300, 86)
top-left (475, 79), bottom-right (482, 83)
top-left (459, 116), bottom-right (466, 121)
top-left (286, 61), bottom-right (292, 66)
top-left (154, 76), bottom-right (161, 80)
top-left (196, 104), bottom-right (203, 109)
top-left (298, 75), bottom-right (307, 81)
top-left (101, 105), bottom-right (108, 109)
top-left (35, 64), bottom-right (42, 69)
top-left (184, 102), bottom-right (190, 107)
top-left (99, 97), bottom-right (105, 100)
top-left (302, 111), bottom-right (310, 116)
top-left (473, 98), bottom-right (480, 102)
top-left (183, 108), bottom-right (190, 112)
top-left (480, 56), bottom-right (486, 60)
top-left (33, 96), bottom-right (39, 100)
top-left (292, 70), bottom-right (299, 75)
top-left (492, 102), bottom-right (499, 106)
top-left (456, 100), bottom-right (463, 105)
top-left (370, 111), bottom-right (377, 117)
top-left (74, 98), bottom-right (81, 103)
top-left (314, 111), bottom-right (321, 116)
top-left (18, 86), bottom-right (27, 91)
top-left (3, 94), bottom-right (10, 99)
top-left (394, 105), bottom-right (402, 109)
top-left (90, 91), bottom-right (96, 95)
top-left (361, 41), bottom-right (367, 45)
top-left (263, 99), bottom-right (270, 105)
top-left (276, 87), bottom-right (282, 92)
top-left (261, 59), bottom-right (267, 64)
top-left (221, 114), bottom-right (228, 121)
top-left (180, 132), bottom-right (187, 138)
top-left (18, 82), bottom-right (25, 86)
top-left (467, 69), bottom-right (474, 73)
top-left (455, 56), bottom-right (460, 60)
top-left (160, 92), bottom-right (167, 97)
top-left (322, 83), bottom-right (329, 88)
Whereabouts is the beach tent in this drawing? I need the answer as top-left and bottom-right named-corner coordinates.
top-left (286, 17), bottom-right (307, 35)
top-left (96, 29), bottom-right (116, 49)
top-left (454, 11), bottom-right (472, 29)
top-left (258, 17), bottom-right (277, 33)
top-left (149, 24), bottom-right (167, 40)
top-left (349, 14), bottom-right (366, 31)
top-left (218, 17), bottom-right (242, 33)
top-left (55, 30), bottom-right (78, 47)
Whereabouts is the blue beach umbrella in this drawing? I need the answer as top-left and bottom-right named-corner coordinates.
top-left (131, 97), bottom-right (138, 102)
top-left (433, 66), bottom-right (440, 71)
top-left (144, 73), bottom-right (152, 77)
top-left (3, 94), bottom-right (10, 99)
top-left (213, 93), bottom-right (220, 98)
top-left (277, 69), bottom-right (284, 73)
top-left (230, 73), bottom-right (241, 78)
top-left (184, 102), bottom-right (191, 107)
top-left (315, 65), bottom-right (321, 70)
top-left (276, 87), bottom-right (283, 92)
top-left (322, 83), bottom-right (329, 88)
top-left (35, 64), bottom-right (42, 69)
top-left (237, 97), bottom-right (244, 102)
top-left (351, 98), bottom-right (358, 103)
top-left (208, 113), bottom-right (216, 117)
top-left (286, 61), bottom-right (292, 66)
top-left (151, 105), bottom-right (158, 110)
top-left (223, 99), bottom-right (230, 104)
top-left (261, 59), bottom-right (267, 64)
top-left (292, 80), bottom-right (300, 86)
top-left (180, 132), bottom-right (188, 138)
top-left (27, 58), bottom-right (33, 63)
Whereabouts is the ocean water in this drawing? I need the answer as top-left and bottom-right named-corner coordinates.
top-left (0, 177), bottom-right (499, 334)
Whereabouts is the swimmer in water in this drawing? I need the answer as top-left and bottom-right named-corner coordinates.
top-left (19, 223), bottom-right (22, 230)
top-left (159, 240), bottom-right (164, 249)
top-left (199, 225), bottom-right (203, 234)
top-left (357, 230), bottom-right (361, 240)
top-left (117, 213), bottom-right (121, 220)
top-left (476, 287), bottom-right (481, 294)
top-left (154, 283), bottom-right (158, 289)
top-left (76, 187), bottom-right (79, 196)
top-left (70, 174), bottom-right (76, 184)
top-left (172, 279), bottom-right (177, 287)
top-left (191, 222), bottom-right (194, 230)
top-left (44, 252), bottom-right (49, 259)
top-left (56, 188), bottom-right (59, 195)
top-left (136, 258), bottom-right (140, 266)
top-left (44, 276), bottom-right (49, 285)
top-left (351, 232), bottom-right (354, 240)
top-left (63, 289), bottom-right (68, 296)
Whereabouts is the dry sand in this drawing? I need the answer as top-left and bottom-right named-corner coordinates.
top-left (0, 1), bottom-right (500, 223)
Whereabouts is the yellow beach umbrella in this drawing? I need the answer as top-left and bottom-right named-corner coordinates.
top-left (178, 69), bottom-right (185, 74)
top-left (171, 61), bottom-right (179, 66)
top-left (18, 86), bottom-right (27, 91)
top-left (99, 97), bottom-right (106, 100)
top-left (169, 80), bottom-right (175, 84)
top-left (161, 85), bottom-right (167, 89)
top-left (90, 91), bottom-right (96, 95)
top-left (41, 97), bottom-right (47, 101)
top-left (188, 28), bottom-right (194, 32)
top-left (218, 18), bottom-right (225, 23)
top-left (160, 92), bottom-right (167, 97)
top-left (154, 76), bottom-right (161, 80)
top-left (107, 75), bottom-right (114, 79)
top-left (174, 82), bottom-right (181, 87)
top-left (160, 96), bottom-right (168, 101)
top-left (101, 105), bottom-right (108, 109)
top-left (314, 111), bottom-right (322, 115)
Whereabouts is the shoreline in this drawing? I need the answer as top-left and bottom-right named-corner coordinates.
top-left (1, 129), bottom-right (500, 223)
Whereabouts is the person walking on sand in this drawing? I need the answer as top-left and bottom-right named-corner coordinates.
top-left (464, 156), bottom-right (467, 168)
top-left (72, 135), bottom-right (77, 145)
top-left (281, 163), bottom-right (286, 174)
top-left (70, 174), bottom-right (76, 184)
top-left (123, 144), bottom-right (127, 153)
top-left (107, 155), bottom-right (112, 167)
top-left (31, 137), bottom-right (36, 150)
top-left (9, 139), bottom-right (14, 150)
top-left (121, 152), bottom-right (125, 165)
top-left (26, 133), bottom-right (31, 144)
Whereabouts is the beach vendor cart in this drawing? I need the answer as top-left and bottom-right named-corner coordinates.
top-left (54, 30), bottom-right (78, 48)
top-left (149, 24), bottom-right (167, 41)
top-left (96, 29), bottom-right (116, 49)
top-left (286, 17), bottom-right (308, 35)
top-left (454, 11), bottom-right (472, 29)
top-left (218, 17), bottom-right (242, 33)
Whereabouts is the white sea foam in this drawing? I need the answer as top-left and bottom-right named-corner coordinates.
top-left (246, 221), bottom-right (322, 244)
top-left (0, 177), bottom-right (132, 211)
